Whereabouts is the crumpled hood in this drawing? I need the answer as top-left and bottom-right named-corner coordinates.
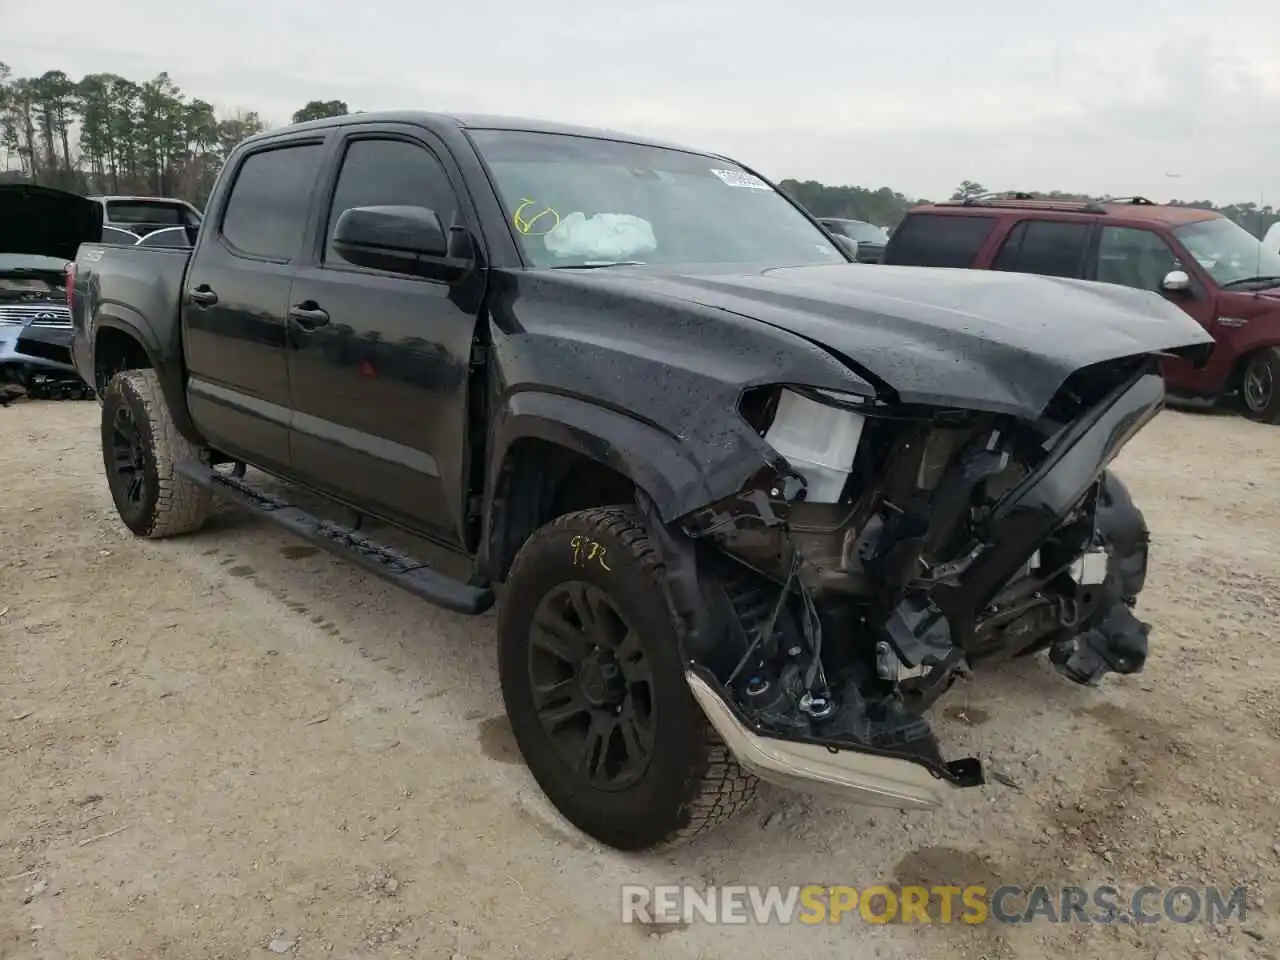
top-left (564, 262), bottom-right (1216, 417)
top-left (0, 184), bottom-right (103, 262)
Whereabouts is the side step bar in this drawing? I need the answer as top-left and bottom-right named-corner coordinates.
top-left (175, 461), bottom-right (494, 616)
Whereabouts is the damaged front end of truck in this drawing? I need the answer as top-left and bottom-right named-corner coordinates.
top-left (640, 353), bottom-right (1171, 808)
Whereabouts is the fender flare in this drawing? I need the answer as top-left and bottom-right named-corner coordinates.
top-left (91, 311), bottom-right (201, 445)
top-left (483, 389), bottom-right (745, 663)
top-left (487, 389), bottom-right (715, 524)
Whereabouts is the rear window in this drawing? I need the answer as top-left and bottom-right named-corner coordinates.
top-left (993, 220), bottom-right (1091, 279)
top-left (882, 213), bottom-right (994, 268)
top-left (220, 142), bottom-right (325, 261)
top-left (105, 201), bottom-right (185, 225)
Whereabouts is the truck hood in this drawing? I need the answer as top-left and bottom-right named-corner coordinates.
top-left (566, 262), bottom-right (1216, 417)
top-left (0, 184), bottom-right (103, 262)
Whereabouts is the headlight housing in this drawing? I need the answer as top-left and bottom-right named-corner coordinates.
top-left (741, 385), bottom-right (871, 504)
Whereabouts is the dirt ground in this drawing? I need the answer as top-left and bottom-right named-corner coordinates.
top-left (2, 398), bottom-right (1278, 960)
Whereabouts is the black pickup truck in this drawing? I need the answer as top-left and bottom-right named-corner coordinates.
top-left (69, 111), bottom-right (1213, 851)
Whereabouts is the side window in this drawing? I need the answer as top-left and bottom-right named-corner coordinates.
top-left (220, 142), bottom-right (324, 261)
top-left (324, 138), bottom-right (460, 265)
top-left (882, 214), bottom-right (995, 268)
top-left (992, 220), bottom-right (1091, 278)
top-left (1095, 226), bottom-right (1179, 291)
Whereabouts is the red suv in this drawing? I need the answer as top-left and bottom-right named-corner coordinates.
top-left (881, 194), bottom-right (1280, 423)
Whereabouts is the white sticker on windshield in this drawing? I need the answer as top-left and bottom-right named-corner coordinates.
top-left (711, 168), bottom-right (770, 190)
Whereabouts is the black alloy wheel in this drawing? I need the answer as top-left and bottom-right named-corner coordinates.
top-left (497, 506), bottom-right (757, 850)
top-left (527, 580), bottom-right (656, 791)
top-left (99, 369), bottom-right (211, 539)
top-left (109, 399), bottom-right (149, 510)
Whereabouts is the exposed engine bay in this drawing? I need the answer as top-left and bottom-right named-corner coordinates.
top-left (648, 354), bottom-right (1162, 794)
top-left (0, 264), bottom-right (95, 403)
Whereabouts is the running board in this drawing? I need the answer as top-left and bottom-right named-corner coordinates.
top-left (175, 461), bottom-right (494, 616)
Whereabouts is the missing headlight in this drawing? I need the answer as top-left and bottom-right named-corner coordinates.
top-left (760, 388), bottom-right (868, 504)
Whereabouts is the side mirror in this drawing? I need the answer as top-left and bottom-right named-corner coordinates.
top-left (332, 205), bottom-right (449, 274)
top-left (1161, 269), bottom-right (1191, 293)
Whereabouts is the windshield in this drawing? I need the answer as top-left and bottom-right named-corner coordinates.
top-left (1173, 217), bottom-right (1280, 287)
top-left (469, 129), bottom-right (845, 269)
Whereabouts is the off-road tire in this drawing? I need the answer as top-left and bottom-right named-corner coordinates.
top-left (498, 506), bottom-right (757, 851)
top-left (101, 368), bottom-right (212, 539)
top-left (1239, 347), bottom-right (1280, 425)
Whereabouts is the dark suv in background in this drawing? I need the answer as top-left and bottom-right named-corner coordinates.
top-left (817, 217), bottom-right (888, 263)
top-left (882, 194), bottom-right (1280, 424)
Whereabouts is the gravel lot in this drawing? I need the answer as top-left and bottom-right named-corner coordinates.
top-left (2, 399), bottom-right (1278, 960)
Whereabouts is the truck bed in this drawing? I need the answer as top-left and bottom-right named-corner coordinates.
top-left (70, 243), bottom-right (191, 391)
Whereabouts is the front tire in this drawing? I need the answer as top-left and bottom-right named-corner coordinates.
top-left (498, 506), bottom-right (756, 851)
top-left (1240, 347), bottom-right (1280, 424)
top-left (101, 368), bottom-right (212, 539)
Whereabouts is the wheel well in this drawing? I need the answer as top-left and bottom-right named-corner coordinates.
top-left (489, 438), bottom-right (636, 582)
top-left (94, 328), bottom-right (152, 393)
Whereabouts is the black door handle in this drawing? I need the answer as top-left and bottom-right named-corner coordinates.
top-left (188, 285), bottom-right (218, 307)
top-left (288, 302), bottom-right (330, 329)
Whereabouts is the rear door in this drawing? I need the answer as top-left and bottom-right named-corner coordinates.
top-left (284, 125), bottom-right (486, 546)
top-left (182, 134), bottom-right (328, 475)
top-left (989, 218), bottom-right (1095, 279)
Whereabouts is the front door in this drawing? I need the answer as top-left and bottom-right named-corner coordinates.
top-left (182, 136), bottom-right (327, 475)
top-left (1086, 224), bottom-right (1218, 394)
top-left (285, 129), bottom-right (484, 547)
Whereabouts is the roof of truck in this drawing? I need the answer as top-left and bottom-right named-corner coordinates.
top-left (263, 110), bottom-right (715, 157)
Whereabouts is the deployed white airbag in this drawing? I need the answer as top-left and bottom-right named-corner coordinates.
top-left (543, 212), bottom-right (657, 261)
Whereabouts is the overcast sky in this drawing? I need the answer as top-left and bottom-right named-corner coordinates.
top-left (7, 0), bottom-right (1279, 205)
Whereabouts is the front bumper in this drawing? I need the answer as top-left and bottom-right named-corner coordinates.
top-left (688, 669), bottom-right (981, 807)
top-left (928, 370), bottom-right (1164, 651)
top-left (0, 325), bottom-right (78, 374)
top-left (682, 368), bottom-right (1166, 806)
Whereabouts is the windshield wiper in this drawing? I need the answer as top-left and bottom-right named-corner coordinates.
top-left (549, 261), bottom-right (647, 270)
top-left (1222, 275), bottom-right (1280, 289)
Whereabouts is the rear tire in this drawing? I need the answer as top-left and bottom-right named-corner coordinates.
top-left (101, 368), bottom-right (212, 539)
top-left (498, 506), bottom-right (756, 850)
top-left (1239, 347), bottom-right (1280, 424)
